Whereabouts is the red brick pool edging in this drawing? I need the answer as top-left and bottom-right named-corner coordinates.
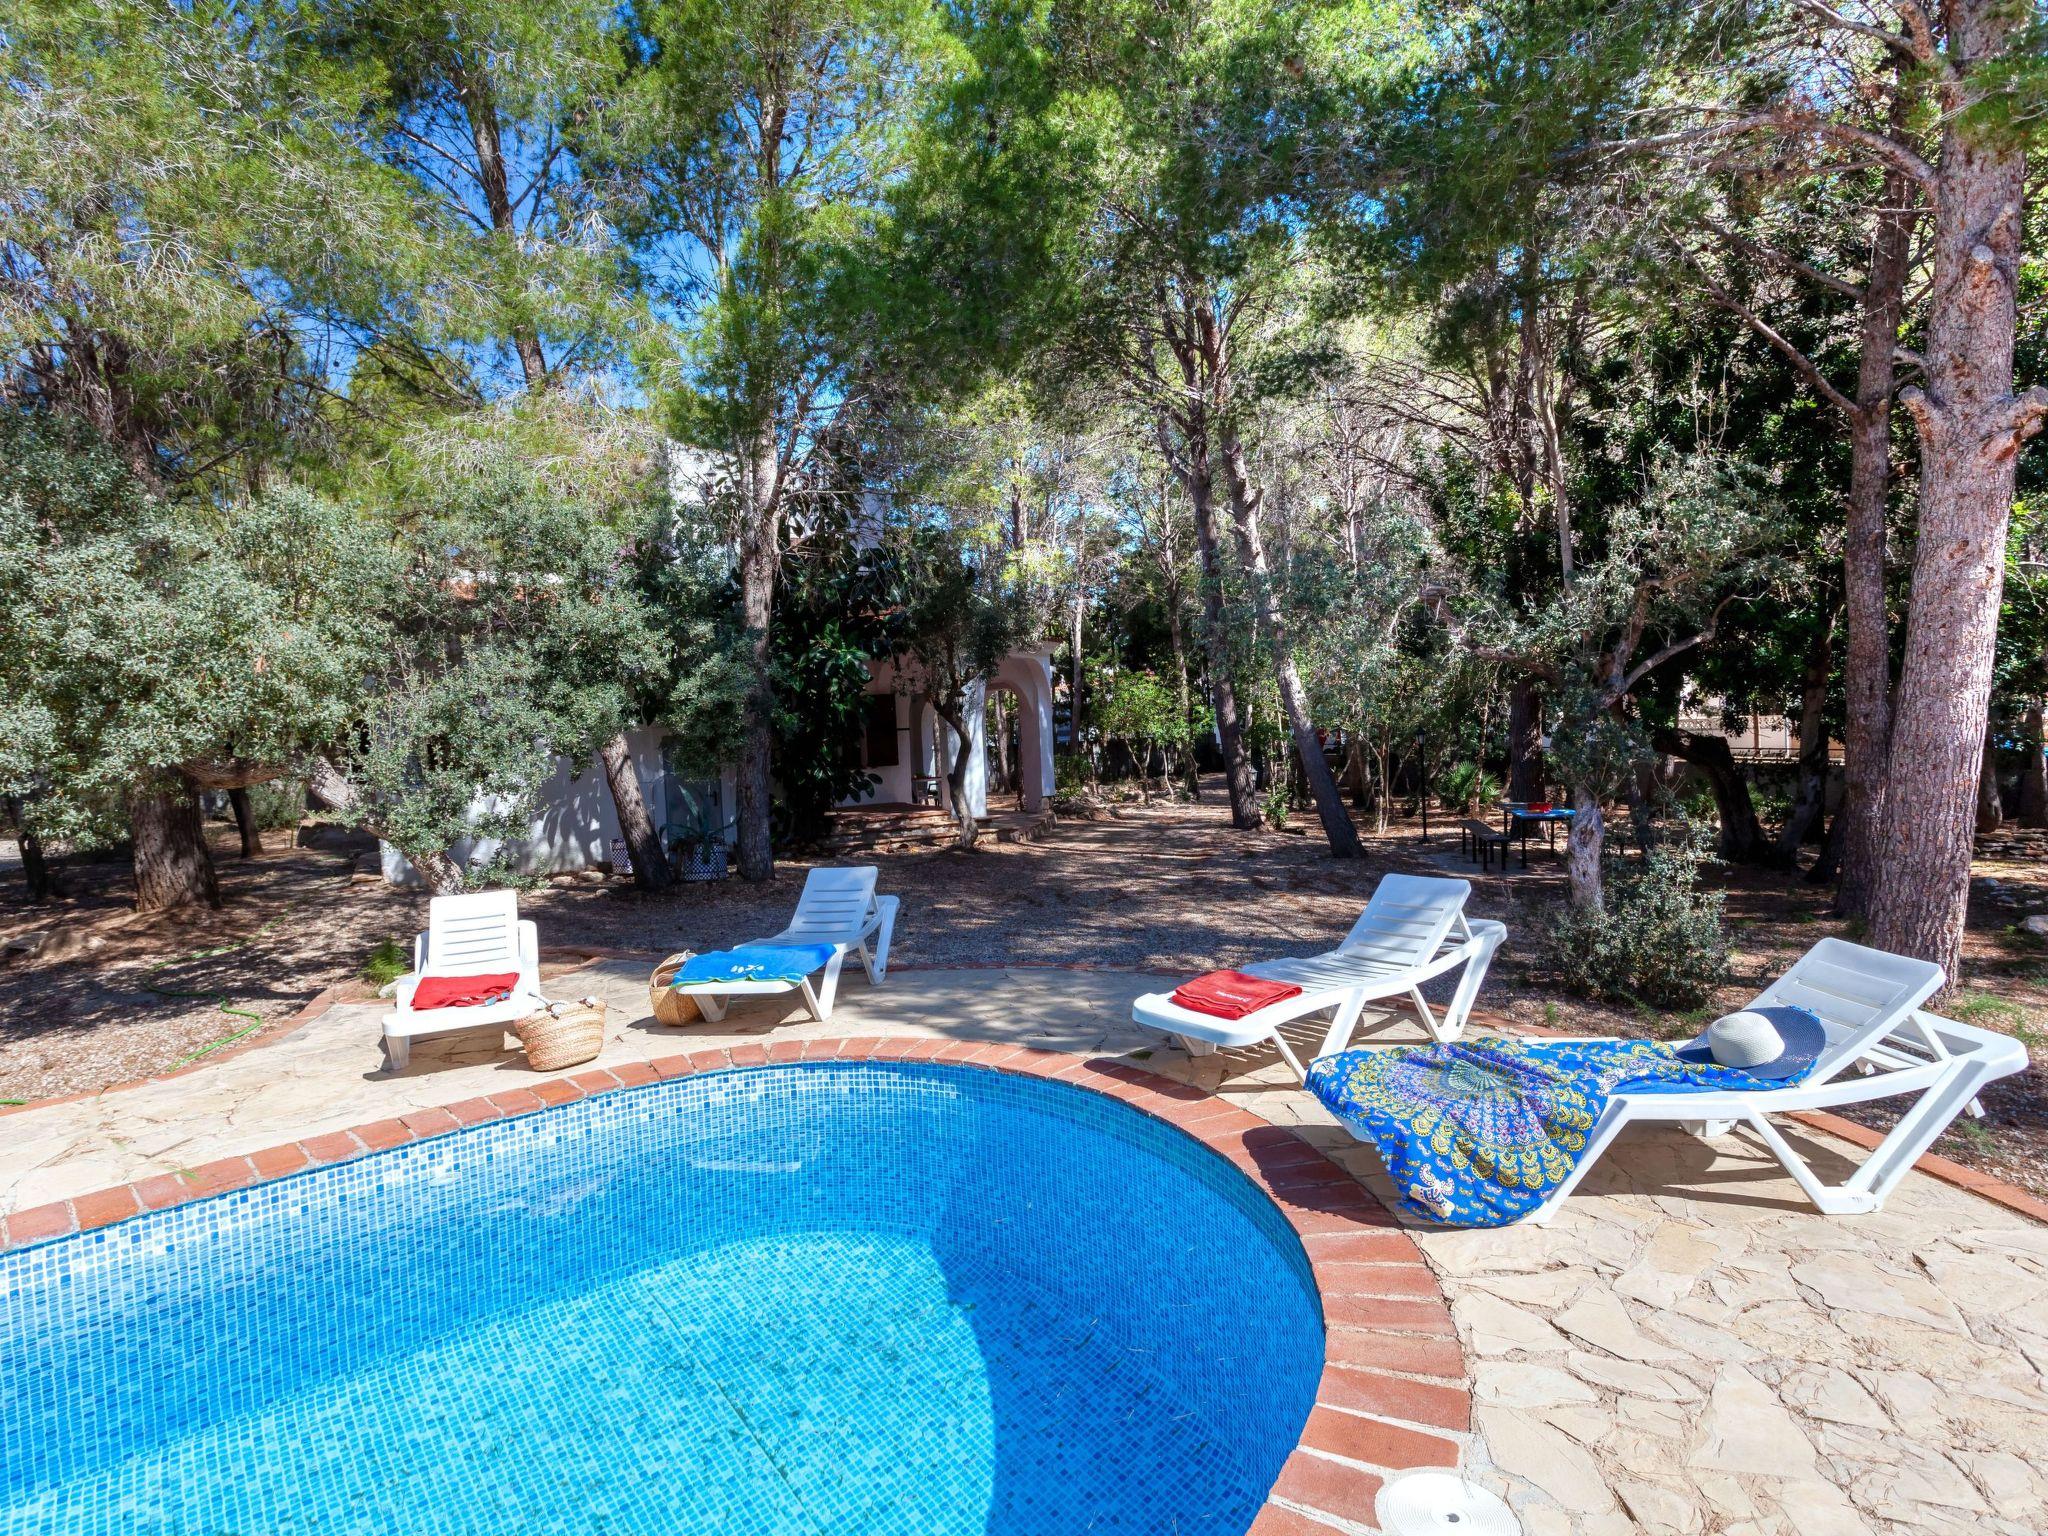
top-left (0, 1038), bottom-right (1470, 1535)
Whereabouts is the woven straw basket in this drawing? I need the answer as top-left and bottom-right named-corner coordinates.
top-left (648, 952), bottom-right (702, 1027)
top-left (516, 999), bottom-right (606, 1072)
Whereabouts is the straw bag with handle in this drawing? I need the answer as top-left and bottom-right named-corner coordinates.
top-left (516, 998), bottom-right (606, 1072)
top-left (648, 952), bottom-right (702, 1026)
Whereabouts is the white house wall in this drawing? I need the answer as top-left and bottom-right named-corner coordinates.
top-left (380, 728), bottom-right (733, 887)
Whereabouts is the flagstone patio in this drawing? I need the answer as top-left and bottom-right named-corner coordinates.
top-left (3, 961), bottom-right (2044, 1535)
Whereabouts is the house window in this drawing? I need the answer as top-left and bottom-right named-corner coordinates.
top-left (862, 694), bottom-right (900, 768)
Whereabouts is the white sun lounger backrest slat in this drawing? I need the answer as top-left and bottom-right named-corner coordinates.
top-left (781, 866), bottom-right (880, 943)
top-left (422, 890), bottom-right (524, 975)
top-left (1338, 874), bottom-right (1471, 968)
top-left (1749, 936), bottom-right (1944, 1080)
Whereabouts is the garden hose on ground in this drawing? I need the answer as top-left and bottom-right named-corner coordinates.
top-left (144, 918), bottom-right (285, 1067)
top-left (0, 918), bottom-right (291, 1106)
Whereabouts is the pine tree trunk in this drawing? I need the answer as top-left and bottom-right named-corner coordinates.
top-left (734, 420), bottom-right (781, 883)
top-left (1168, 604), bottom-right (1199, 800)
top-left (1507, 678), bottom-right (1546, 802)
top-left (992, 695), bottom-right (1012, 797)
top-left (4, 795), bottom-right (52, 900)
top-left (227, 787), bottom-right (261, 857)
top-left (456, 62), bottom-right (547, 387)
top-left (1778, 612), bottom-right (1835, 858)
top-left (1344, 738), bottom-right (1370, 809)
top-left (1976, 722), bottom-right (2003, 834)
top-left (1868, 0), bottom-right (2048, 976)
top-left (599, 732), bottom-right (673, 891)
top-left (129, 777), bottom-right (221, 913)
top-left (1217, 432), bottom-right (1360, 857)
top-left (1835, 153), bottom-right (1916, 920)
top-left (2017, 702), bottom-right (2047, 828)
top-left (1174, 431), bottom-right (1259, 828)
top-left (1068, 588), bottom-right (1087, 755)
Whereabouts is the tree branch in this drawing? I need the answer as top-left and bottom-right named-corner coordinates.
top-left (1621, 593), bottom-right (1740, 694)
top-left (1792, 0), bottom-right (1921, 62)
top-left (1770, 106), bottom-right (1938, 193)
top-left (1703, 218), bottom-right (1865, 301)
top-left (1684, 255), bottom-right (1860, 419)
top-left (1420, 586), bottom-right (1559, 682)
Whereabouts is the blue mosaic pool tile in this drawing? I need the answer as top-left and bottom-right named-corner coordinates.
top-left (2, 1063), bottom-right (1323, 1535)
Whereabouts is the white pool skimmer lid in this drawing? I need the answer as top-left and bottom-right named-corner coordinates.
top-left (1375, 1472), bottom-right (1521, 1536)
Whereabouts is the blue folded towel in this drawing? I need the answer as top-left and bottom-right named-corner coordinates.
top-left (674, 944), bottom-right (837, 987)
top-left (1307, 1037), bottom-right (1815, 1226)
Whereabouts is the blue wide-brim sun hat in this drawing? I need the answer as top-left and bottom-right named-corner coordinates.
top-left (1674, 1004), bottom-right (1828, 1081)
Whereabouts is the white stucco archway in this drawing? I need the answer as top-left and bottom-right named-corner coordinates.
top-left (833, 646), bottom-right (1056, 818)
top-left (991, 647), bottom-right (1057, 814)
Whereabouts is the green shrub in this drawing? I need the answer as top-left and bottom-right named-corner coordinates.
top-left (362, 939), bottom-right (410, 988)
top-left (1054, 755), bottom-right (1093, 794)
top-left (1262, 783), bottom-right (1289, 830)
top-left (461, 853), bottom-right (545, 892)
top-left (1440, 760), bottom-right (1499, 812)
top-left (1546, 824), bottom-right (1730, 1009)
top-left (246, 778), bottom-right (307, 832)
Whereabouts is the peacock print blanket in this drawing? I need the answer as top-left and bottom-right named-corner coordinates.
top-left (1305, 1036), bottom-right (1813, 1226)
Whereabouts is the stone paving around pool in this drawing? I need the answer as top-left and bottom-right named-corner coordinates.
top-left (3, 961), bottom-right (2045, 1536)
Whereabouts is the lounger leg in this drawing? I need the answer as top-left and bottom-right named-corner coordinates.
top-left (814, 954), bottom-right (846, 1021)
top-left (1682, 1119), bottom-right (1737, 1138)
top-left (1408, 986), bottom-right (1441, 1042)
top-left (1743, 1113), bottom-right (1882, 1216)
top-left (1525, 1101), bottom-right (1637, 1224)
top-left (1270, 1031), bottom-right (1309, 1082)
top-left (1439, 923), bottom-right (1506, 1040)
top-left (870, 898), bottom-right (898, 982)
top-left (384, 1033), bottom-right (410, 1072)
top-left (693, 992), bottom-right (728, 1023)
top-left (856, 939), bottom-right (879, 985)
top-left (1787, 1060), bottom-right (1995, 1213)
top-left (1315, 991), bottom-right (1372, 1060)
top-left (1175, 1034), bottom-right (1220, 1057)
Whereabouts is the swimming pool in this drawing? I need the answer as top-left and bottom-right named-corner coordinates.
top-left (2, 1062), bottom-right (1325, 1535)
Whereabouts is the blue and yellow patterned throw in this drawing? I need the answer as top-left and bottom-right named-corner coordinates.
top-left (1305, 1035), bottom-right (1815, 1226)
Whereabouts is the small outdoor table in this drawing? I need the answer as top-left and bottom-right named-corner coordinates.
top-left (1501, 801), bottom-right (1574, 858)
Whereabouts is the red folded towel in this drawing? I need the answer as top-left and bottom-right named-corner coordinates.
top-left (1171, 970), bottom-right (1304, 1020)
top-left (411, 972), bottom-right (520, 1011)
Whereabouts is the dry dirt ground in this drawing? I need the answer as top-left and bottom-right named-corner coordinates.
top-left (3, 790), bottom-right (2044, 1198)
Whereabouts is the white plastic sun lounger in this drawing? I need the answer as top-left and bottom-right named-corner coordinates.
top-left (381, 890), bottom-right (546, 1071)
top-left (1131, 874), bottom-right (1507, 1080)
top-left (671, 865), bottom-right (899, 1024)
top-left (1518, 937), bottom-right (2027, 1223)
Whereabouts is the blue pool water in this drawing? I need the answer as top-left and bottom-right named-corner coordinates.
top-left (2, 1063), bottom-right (1325, 1535)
